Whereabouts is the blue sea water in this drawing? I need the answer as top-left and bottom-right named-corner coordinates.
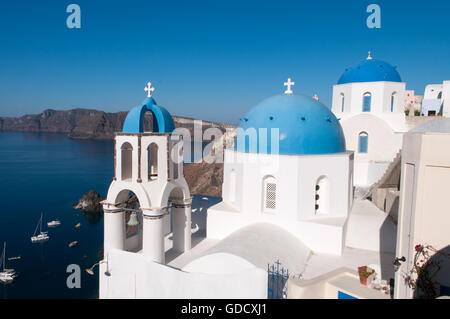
top-left (0, 133), bottom-right (113, 299)
top-left (0, 132), bottom-right (211, 299)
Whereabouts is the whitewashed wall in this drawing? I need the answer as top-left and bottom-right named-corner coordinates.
top-left (99, 249), bottom-right (268, 299)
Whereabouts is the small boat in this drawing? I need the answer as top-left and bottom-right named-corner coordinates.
top-left (75, 223), bottom-right (81, 229)
top-left (31, 213), bottom-right (50, 243)
top-left (7, 256), bottom-right (21, 261)
top-left (0, 242), bottom-right (18, 283)
top-left (69, 241), bottom-right (78, 248)
top-left (47, 220), bottom-right (61, 227)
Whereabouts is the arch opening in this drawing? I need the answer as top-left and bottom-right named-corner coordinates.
top-left (114, 189), bottom-right (144, 253)
top-left (358, 132), bottom-right (369, 154)
top-left (166, 187), bottom-right (191, 256)
top-left (363, 92), bottom-right (372, 112)
top-left (148, 143), bottom-right (159, 181)
top-left (121, 142), bottom-right (133, 181)
top-left (391, 92), bottom-right (397, 112)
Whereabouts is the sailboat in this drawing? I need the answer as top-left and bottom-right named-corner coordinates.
top-left (0, 242), bottom-right (18, 283)
top-left (31, 212), bottom-right (50, 243)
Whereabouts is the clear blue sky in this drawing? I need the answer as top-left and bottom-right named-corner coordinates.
top-left (0, 0), bottom-right (449, 124)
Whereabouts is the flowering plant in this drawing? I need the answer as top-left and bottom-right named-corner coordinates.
top-left (406, 244), bottom-right (450, 299)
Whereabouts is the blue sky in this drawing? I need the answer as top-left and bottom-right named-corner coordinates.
top-left (0, 0), bottom-right (449, 124)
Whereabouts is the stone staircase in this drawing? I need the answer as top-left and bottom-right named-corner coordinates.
top-left (358, 150), bottom-right (402, 200)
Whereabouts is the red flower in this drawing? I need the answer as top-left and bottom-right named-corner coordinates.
top-left (415, 244), bottom-right (423, 251)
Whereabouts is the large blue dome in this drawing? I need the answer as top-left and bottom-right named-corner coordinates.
top-left (235, 94), bottom-right (346, 155)
top-left (337, 58), bottom-right (402, 85)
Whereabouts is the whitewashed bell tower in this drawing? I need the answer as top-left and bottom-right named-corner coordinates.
top-left (102, 82), bottom-right (192, 264)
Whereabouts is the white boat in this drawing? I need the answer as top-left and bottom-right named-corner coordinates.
top-left (31, 213), bottom-right (50, 243)
top-left (8, 256), bottom-right (21, 261)
top-left (0, 242), bottom-right (18, 283)
top-left (47, 220), bottom-right (61, 227)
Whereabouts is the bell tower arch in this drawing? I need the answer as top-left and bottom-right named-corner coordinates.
top-left (103, 85), bottom-right (191, 264)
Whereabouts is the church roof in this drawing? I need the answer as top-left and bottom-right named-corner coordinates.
top-left (235, 94), bottom-right (346, 155)
top-left (122, 97), bottom-right (175, 133)
top-left (337, 57), bottom-right (402, 85)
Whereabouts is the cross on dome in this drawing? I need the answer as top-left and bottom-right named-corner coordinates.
top-left (144, 82), bottom-right (155, 98)
top-left (284, 78), bottom-right (295, 95)
top-left (367, 51), bottom-right (373, 60)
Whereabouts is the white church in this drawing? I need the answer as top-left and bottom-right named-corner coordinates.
top-left (97, 55), bottom-right (450, 299)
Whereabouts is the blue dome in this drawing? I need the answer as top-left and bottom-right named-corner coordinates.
top-left (235, 94), bottom-right (346, 155)
top-left (122, 97), bottom-right (175, 133)
top-left (338, 58), bottom-right (402, 85)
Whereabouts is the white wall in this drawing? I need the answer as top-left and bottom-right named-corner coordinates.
top-left (332, 81), bottom-right (406, 117)
top-left (424, 84), bottom-right (443, 99)
top-left (99, 249), bottom-right (268, 299)
top-left (207, 149), bottom-right (353, 255)
top-left (222, 149), bottom-right (353, 221)
top-left (395, 131), bottom-right (450, 298)
top-left (339, 113), bottom-right (403, 163)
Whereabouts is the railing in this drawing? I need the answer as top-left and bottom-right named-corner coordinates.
top-left (267, 260), bottom-right (289, 299)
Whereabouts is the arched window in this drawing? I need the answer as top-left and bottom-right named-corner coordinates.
top-left (358, 132), bottom-right (369, 154)
top-left (148, 143), bottom-right (158, 180)
top-left (438, 91), bottom-right (442, 99)
top-left (263, 176), bottom-right (277, 212)
top-left (363, 93), bottom-right (372, 112)
top-left (340, 93), bottom-right (345, 112)
top-left (391, 92), bottom-right (397, 112)
top-left (315, 176), bottom-right (330, 215)
top-left (121, 142), bottom-right (133, 181)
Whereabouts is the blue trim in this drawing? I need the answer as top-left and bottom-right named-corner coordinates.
top-left (338, 291), bottom-right (357, 299)
top-left (122, 97), bottom-right (175, 133)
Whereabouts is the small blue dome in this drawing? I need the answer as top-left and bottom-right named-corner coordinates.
top-left (122, 97), bottom-right (175, 133)
top-left (235, 94), bottom-right (346, 155)
top-left (338, 58), bottom-right (402, 85)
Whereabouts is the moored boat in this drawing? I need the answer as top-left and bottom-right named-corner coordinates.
top-left (47, 220), bottom-right (61, 227)
top-left (31, 213), bottom-right (50, 243)
top-left (69, 241), bottom-right (78, 248)
top-left (0, 242), bottom-right (18, 283)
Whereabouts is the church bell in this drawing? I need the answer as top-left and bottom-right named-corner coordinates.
top-left (127, 211), bottom-right (140, 226)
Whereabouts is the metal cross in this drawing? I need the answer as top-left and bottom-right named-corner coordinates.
top-left (144, 82), bottom-right (155, 98)
top-left (284, 78), bottom-right (295, 95)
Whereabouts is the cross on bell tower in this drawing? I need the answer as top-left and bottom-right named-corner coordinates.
top-left (284, 78), bottom-right (295, 95)
top-left (144, 82), bottom-right (155, 98)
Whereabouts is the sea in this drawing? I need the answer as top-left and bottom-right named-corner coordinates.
top-left (0, 132), bottom-right (210, 299)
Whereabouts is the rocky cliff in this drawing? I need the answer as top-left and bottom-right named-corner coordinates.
top-left (0, 108), bottom-right (235, 141)
top-left (1, 108), bottom-right (237, 197)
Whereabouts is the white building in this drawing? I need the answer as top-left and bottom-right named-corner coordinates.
top-left (331, 53), bottom-right (408, 187)
top-left (99, 82), bottom-right (400, 299)
top-left (208, 93), bottom-right (354, 255)
top-left (394, 119), bottom-right (450, 299)
top-left (99, 86), bottom-right (268, 299)
top-left (421, 81), bottom-right (450, 117)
